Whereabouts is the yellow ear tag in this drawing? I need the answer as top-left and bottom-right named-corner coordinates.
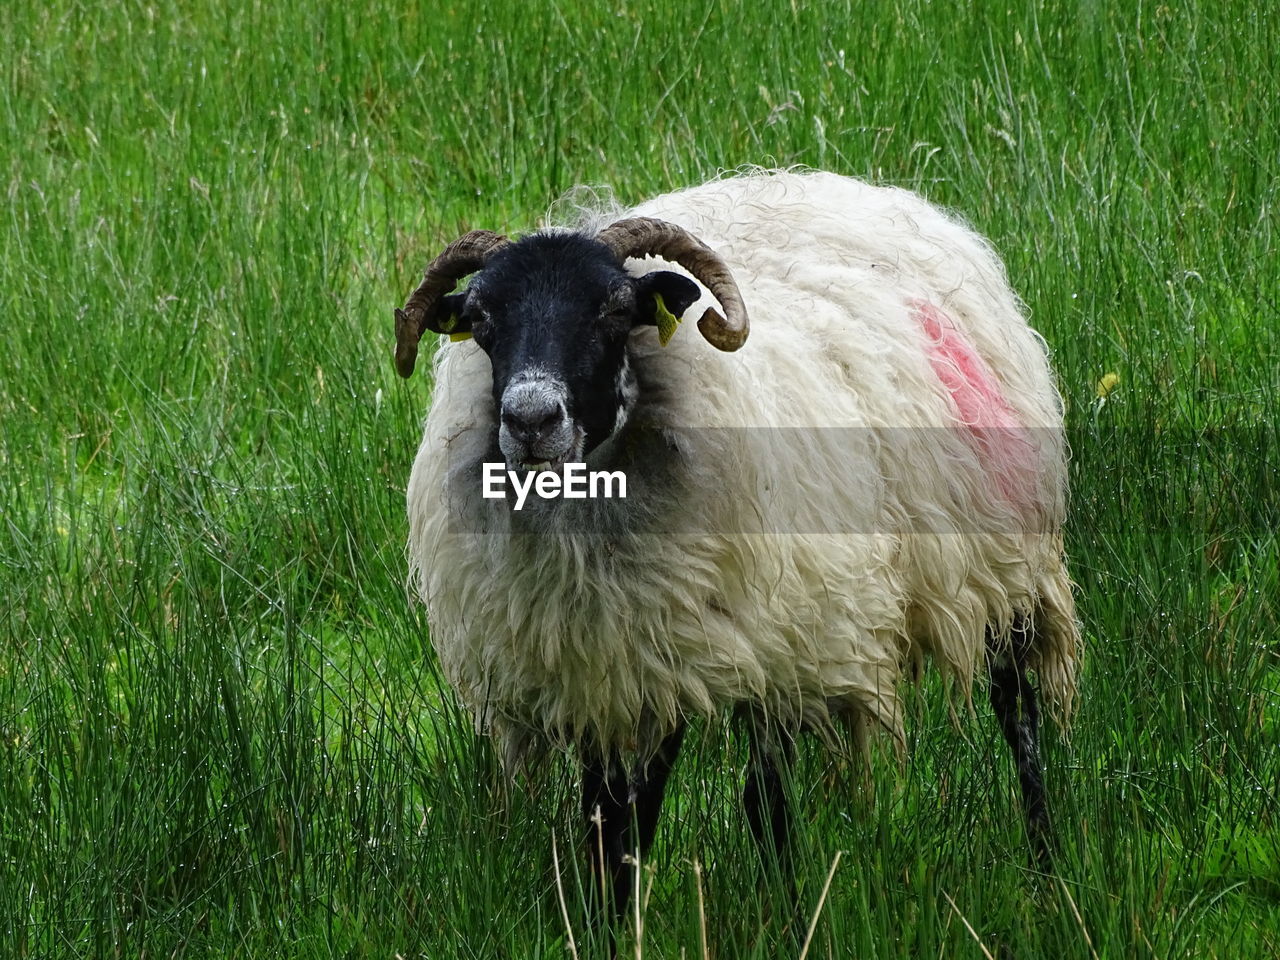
top-left (652, 293), bottom-right (681, 347)
top-left (439, 313), bottom-right (473, 341)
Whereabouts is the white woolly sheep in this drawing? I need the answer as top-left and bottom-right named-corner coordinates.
top-left (395, 169), bottom-right (1080, 929)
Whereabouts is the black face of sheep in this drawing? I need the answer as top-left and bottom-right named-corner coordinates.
top-left (446, 234), bottom-right (705, 467)
top-left (394, 219), bottom-right (751, 469)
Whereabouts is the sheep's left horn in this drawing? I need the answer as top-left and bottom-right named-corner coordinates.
top-left (395, 229), bottom-right (509, 377)
top-left (597, 217), bottom-right (748, 351)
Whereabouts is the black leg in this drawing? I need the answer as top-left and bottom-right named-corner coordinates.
top-left (742, 721), bottom-right (801, 944)
top-left (581, 726), bottom-right (684, 945)
top-left (987, 614), bottom-right (1053, 867)
top-left (742, 722), bottom-right (794, 867)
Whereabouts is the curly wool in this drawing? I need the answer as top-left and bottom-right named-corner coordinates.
top-left (406, 170), bottom-right (1079, 769)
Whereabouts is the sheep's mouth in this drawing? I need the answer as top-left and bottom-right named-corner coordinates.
top-left (518, 458), bottom-right (564, 472)
top-left (504, 426), bottom-right (585, 474)
top-left (511, 444), bottom-right (575, 471)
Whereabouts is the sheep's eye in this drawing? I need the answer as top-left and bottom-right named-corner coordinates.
top-left (468, 309), bottom-right (495, 343)
top-left (600, 288), bottom-right (635, 327)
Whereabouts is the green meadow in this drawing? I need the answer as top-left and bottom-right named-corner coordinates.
top-left (2, 0), bottom-right (1277, 956)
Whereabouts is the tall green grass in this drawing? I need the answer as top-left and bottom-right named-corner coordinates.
top-left (2, 0), bottom-right (1277, 956)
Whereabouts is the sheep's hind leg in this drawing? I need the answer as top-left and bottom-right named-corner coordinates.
top-left (581, 726), bottom-right (685, 944)
top-left (987, 614), bottom-right (1053, 867)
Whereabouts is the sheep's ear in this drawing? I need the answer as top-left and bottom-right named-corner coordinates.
top-left (634, 271), bottom-right (701, 345)
top-left (422, 293), bottom-right (473, 340)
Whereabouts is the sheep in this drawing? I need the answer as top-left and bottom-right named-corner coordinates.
top-left (395, 169), bottom-right (1080, 930)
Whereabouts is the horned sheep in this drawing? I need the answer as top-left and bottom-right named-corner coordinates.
top-left (395, 169), bottom-right (1080, 926)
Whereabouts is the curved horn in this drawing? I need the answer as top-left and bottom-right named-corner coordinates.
top-left (596, 217), bottom-right (748, 351)
top-left (394, 230), bottom-right (509, 378)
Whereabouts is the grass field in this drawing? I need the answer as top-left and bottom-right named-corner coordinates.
top-left (2, 0), bottom-right (1278, 956)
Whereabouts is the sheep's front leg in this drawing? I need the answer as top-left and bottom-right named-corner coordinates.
top-left (987, 615), bottom-right (1053, 867)
top-left (580, 726), bottom-right (684, 939)
top-left (742, 722), bottom-right (801, 942)
top-left (743, 724), bottom-right (794, 866)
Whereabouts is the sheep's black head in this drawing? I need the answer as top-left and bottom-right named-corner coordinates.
top-left (395, 218), bottom-right (749, 469)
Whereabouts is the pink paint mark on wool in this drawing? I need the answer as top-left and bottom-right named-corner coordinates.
top-left (910, 299), bottom-right (1040, 508)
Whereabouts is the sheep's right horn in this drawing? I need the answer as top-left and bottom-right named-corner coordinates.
top-left (395, 230), bottom-right (509, 378)
top-left (597, 217), bottom-right (749, 351)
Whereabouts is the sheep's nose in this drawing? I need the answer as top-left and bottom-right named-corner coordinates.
top-left (500, 392), bottom-right (566, 446)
